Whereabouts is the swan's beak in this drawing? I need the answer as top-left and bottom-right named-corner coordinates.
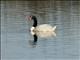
top-left (27, 16), bottom-right (32, 20)
top-left (29, 16), bottom-right (32, 20)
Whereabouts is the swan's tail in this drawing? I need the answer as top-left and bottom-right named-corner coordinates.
top-left (52, 26), bottom-right (56, 36)
top-left (52, 26), bottom-right (56, 31)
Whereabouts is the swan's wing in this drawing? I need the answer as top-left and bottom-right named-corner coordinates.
top-left (36, 24), bottom-right (52, 31)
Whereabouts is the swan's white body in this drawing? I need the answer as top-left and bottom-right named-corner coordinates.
top-left (31, 24), bottom-right (56, 37)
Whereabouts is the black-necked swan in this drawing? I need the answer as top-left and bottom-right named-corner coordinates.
top-left (27, 16), bottom-right (56, 38)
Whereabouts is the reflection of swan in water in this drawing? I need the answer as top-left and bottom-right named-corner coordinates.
top-left (27, 16), bottom-right (56, 45)
top-left (28, 34), bottom-right (38, 48)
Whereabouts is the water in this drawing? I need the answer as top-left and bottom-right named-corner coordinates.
top-left (1, 1), bottom-right (80, 60)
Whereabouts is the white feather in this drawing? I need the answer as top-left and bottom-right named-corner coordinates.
top-left (30, 24), bottom-right (56, 37)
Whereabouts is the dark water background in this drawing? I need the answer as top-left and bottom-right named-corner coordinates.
top-left (1, 0), bottom-right (80, 60)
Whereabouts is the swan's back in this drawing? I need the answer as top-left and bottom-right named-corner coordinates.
top-left (36, 24), bottom-right (53, 32)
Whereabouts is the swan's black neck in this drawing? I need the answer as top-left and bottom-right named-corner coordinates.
top-left (32, 16), bottom-right (37, 27)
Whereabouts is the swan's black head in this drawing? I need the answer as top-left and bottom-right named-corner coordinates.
top-left (31, 16), bottom-right (36, 20)
top-left (29, 16), bottom-right (37, 27)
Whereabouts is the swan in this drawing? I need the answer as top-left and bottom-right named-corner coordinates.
top-left (27, 15), bottom-right (56, 45)
top-left (27, 15), bottom-right (56, 37)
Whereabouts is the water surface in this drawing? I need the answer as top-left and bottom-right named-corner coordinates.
top-left (1, 1), bottom-right (80, 60)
